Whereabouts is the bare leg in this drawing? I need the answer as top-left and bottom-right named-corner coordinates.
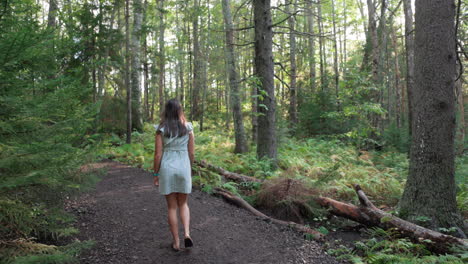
top-left (165, 193), bottom-right (180, 249)
top-left (176, 193), bottom-right (191, 239)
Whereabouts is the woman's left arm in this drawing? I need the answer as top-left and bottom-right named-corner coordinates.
top-left (153, 132), bottom-right (163, 186)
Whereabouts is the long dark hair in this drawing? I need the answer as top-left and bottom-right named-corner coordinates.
top-left (158, 99), bottom-right (188, 137)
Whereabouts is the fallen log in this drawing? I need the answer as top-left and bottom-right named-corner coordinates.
top-left (197, 161), bottom-right (467, 252)
top-left (315, 185), bottom-right (468, 253)
top-left (195, 160), bottom-right (262, 183)
top-left (213, 187), bottom-right (324, 241)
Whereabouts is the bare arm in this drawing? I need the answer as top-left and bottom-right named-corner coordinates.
top-left (188, 132), bottom-right (195, 167)
top-left (153, 132), bottom-right (163, 185)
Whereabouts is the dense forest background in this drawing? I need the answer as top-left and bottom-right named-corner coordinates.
top-left (1, 0), bottom-right (467, 263)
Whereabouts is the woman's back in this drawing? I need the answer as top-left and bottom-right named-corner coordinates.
top-left (154, 122), bottom-right (193, 195)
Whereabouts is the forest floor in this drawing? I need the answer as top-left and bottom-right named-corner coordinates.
top-left (67, 160), bottom-right (342, 264)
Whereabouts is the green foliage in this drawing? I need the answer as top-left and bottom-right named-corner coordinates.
top-left (328, 228), bottom-right (465, 264)
top-left (0, 1), bottom-right (103, 262)
top-left (2, 240), bottom-right (94, 264)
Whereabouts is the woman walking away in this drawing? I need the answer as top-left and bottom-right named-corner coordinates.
top-left (153, 99), bottom-right (195, 251)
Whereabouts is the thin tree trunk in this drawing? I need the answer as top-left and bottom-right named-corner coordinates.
top-left (306, 0), bottom-right (316, 92)
top-left (399, 0), bottom-right (465, 237)
top-left (222, 0), bottom-right (248, 153)
top-left (455, 70), bottom-right (465, 155)
top-left (331, 0), bottom-right (339, 104)
top-left (98, 1), bottom-right (117, 98)
top-left (131, 0), bottom-right (143, 131)
top-left (47, 0), bottom-right (58, 28)
top-left (143, 0), bottom-right (149, 120)
top-left (391, 25), bottom-right (401, 128)
top-left (343, 0), bottom-right (347, 76)
top-left (254, 0), bottom-right (277, 167)
top-left (317, 0), bottom-right (325, 89)
top-left (125, 0), bottom-right (132, 143)
top-left (403, 0), bottom-right (414, 135)
top-left (286, 0), bottom-right (297, 124)
top-left (158, 0), bottom-right (165, 115)
top-left (175, 3), bottom-right (185, 106)
top-left (191, 0), bottom-right (202, 120)
top-left (367, 0), bottom-right (379, 83)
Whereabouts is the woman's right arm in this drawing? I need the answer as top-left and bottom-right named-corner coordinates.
top-left (153, 132), bottom-right (163, 186)
top-left (188, 132), bottom-right (195, 166)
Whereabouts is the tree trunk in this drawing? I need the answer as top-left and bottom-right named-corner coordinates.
top-left (221, 0), bottom-right (248, 153)
top-left (456, 76), bottom-right (465, 155)
top-left (158, 0), bottom-right (165, 115)
top-left (306, 0), bottom-right (316, 92)
top-left (342, 0), bottom-right (347, 76)
top-left (317, 0), bottom-right (326, 89)
top-left (254, 0), bottom-right (277, 167)
top-left (367, 0), bottom-right (379, 83)
top-left (125, 0), bottom-right (132, 143)
top-left (47, 0), bottom-right (58, 29)
top-left (131, 0), bottom-right (143, 132)
top-left (399, 0), bottom-right (465, 237)
top-left (191, 0), bottom-right (202, 120)
top-left (286, 0), bottom-right (298, 125)
top-left (391, 25), bottom-right (401, 128)
top-left (331, 0), bottom-right (339, 104)
top-left (98, 1), bottom-right (117, 99)
top-left (403, 0), bottom-right (414, 135)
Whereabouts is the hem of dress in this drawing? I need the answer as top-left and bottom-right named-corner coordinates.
top-left (160, 191), bottom-right (192, 195)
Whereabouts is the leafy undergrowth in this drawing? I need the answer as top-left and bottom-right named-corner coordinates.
top-left (100, 122), bottom-right (467, 263)
top-left (326, 227), bottom-right (467, 264)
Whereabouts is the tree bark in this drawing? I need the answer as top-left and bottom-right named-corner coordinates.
top-left (131, 0), bottom-right (143, 132)
top-left (98, 1), bottom-right (117, 99)
top-left (306, 0), bottom-right (316, 92)
top-left (399, 0), bottom-right (465, 237)
top-left (317, 0), bottom-right (326, 89)
top-left (221, 0), bottom-right (248, 153)
top-left (125, 0), bottom-right (132, 143)
top-left (367, 0), bottom-right (379, 83)
top-left (391, 25), bottom-right (401, 128)
top-left (191, 0), bottom-right (202, 120)
top-left (455, 75), bottom-right (465, 155)
top-left (158, 0), bottom-right (165, 115)
top-left (286, 0), bottom-right (297, 125)
top-left (331, 0), bottom-right (339, 104)
top-left (403, 0), bottom-right (414, 135)
top-left (254, 0), bottom-right (277, 167)
top-left (47, 0), bottom-right (58, 29)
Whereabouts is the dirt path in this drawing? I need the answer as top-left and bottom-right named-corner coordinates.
top-left (70, 160), bottom-right (341, 264)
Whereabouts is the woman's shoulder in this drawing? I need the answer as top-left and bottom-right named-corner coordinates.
top-left (153, 123), bottom-right (164, 133)
top-left (185, 122), bottom-right (193, 132)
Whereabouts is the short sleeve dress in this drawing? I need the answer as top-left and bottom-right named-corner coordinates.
top-left (154, 122), bottom-right (193, 195)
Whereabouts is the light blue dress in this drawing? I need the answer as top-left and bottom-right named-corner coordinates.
top-left (154, 122), bottom-right (193, 195)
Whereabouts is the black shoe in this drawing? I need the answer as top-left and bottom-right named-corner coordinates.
top-left (184, 237), bottom-right (193, 248)
top-left (171, 243), bottom-right (180, 252)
